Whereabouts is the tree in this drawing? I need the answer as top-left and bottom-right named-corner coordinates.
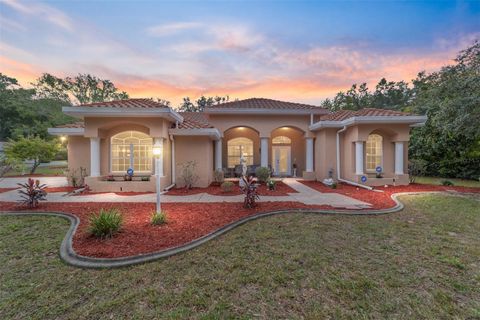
top-left (177, 95), bottom-right (229, 112)
top-left (33, 73), bottom-right (129, 105)
top-left (4, 137), bottom-right (59, 174)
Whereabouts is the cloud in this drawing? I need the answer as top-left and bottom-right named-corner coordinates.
top-left (1, 0), bottom-right (73, 31)
top-left (147, 22), bottom-right (202, 36)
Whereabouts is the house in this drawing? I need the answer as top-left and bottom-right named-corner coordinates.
top-left (48, 98), bottom-right (427, 192)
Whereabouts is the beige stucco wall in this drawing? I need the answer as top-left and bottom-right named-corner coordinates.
top-left (67, 136), bottom-right (90, 173)
top-left (174, 136), bottom-right (213, 188)
top-left (207, 114), bottom-right (313, 138)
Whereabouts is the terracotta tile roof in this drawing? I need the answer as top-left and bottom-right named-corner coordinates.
top-left (75, 98), bottom-right (169, 109)
top-left (320, 108), bottom-right (411, 121)
top-left (206, 98), bottom-right (325, 111)
top-left (56, 122), bottom-right (85, 128)
top-left (175, 112), bottom-right (213, 129)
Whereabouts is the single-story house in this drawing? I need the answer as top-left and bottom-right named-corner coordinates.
top-left (48, 98), bottom-right (427, 192)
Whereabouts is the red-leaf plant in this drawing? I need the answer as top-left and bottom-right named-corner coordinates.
top-left (240, 176), bottom-right (260, 209)
top-left (17, 178), bottom-right (47, 208)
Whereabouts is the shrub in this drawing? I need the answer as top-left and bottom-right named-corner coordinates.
top-left (151, 211), bottom-right (167, 225)
top-left (179, 161), bottom-right (199, 189)
top-left (213, 169), bottom-right (225, 185)
top-left (331, 183), bottom-right (337, 189)
top-left (221, 181), bottom-right (234, 192)
top-left (255, 166), bottom-right (270, 183)
top-left (241, 176), bottom-right (259, 208)
top-left (441, 179), bottom-right (454, 186)
top-left (408, 159), bottom-right (427, 183)
top-left (64, 167), bottom-right (87, 187)
top-left (266, 179), bottom-right (276, 190)
top-left (88, 208), bottom-right (123, 238)
top-left (17, 178), bottom-right (47, 208)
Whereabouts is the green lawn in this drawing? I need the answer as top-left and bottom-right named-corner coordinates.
top-left (5, 165), bottom-right (67, 176)
top-left (1, 194), bottom-right (479, 319)
top-left (414, 176), bottom-right (480, 188)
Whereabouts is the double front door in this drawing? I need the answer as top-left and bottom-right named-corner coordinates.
top-left (272, 146), bottom-right (291, 176)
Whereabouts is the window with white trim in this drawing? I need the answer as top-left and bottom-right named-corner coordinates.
top-left (111, 131), bottom-right (153, 173)
top-left (366, 134), bottom-right (383, 172)
top-left (272, 136), bottom-right (291, 144)
top-left (227, 137), bottom-right (253, 168)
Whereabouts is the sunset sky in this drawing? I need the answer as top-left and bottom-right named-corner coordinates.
top-left (1, 0), bottom-right (479, 105)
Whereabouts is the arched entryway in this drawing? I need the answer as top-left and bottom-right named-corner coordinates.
top-left (270, 126), bottom-right (306, 176)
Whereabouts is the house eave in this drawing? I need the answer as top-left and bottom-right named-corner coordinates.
top-left (204, 108), bottom-right (328, 115)
top-left (309, 115), bottom-right (428, 131)
top-left (63, 106), bottom-right (184, 122)
top-left (47, 127), bottom-right (85, 136)
top-left (168, 128), bottom-right (221, 140)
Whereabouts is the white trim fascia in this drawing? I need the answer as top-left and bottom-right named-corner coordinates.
top-left (63, 107), bottom-right (184, 122)
top-left (204, 108), bottom-right (328, 115)
top-left (47, 128), bottom-right (85, 136)
top-left (168, 128), bottom-right (221, 140)
top-left (309, 115), bottom-right (428, 131)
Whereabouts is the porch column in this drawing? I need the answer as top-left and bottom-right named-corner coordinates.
top-left (215, 138), bottom-right (222, 170)
top-left (355, 141), bottom-right (364, 175)
top-left (395, 142), bottom-right (404, 175)
top-left (154, 138), bottom-right (164, 176)
top-left (305, 137), bottom-right (314, 172)
top-left (90, 137), bottom-right (101, 177)
top-left (260, 137), bottom-right (269, 167)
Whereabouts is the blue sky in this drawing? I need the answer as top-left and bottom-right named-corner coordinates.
top-left (1, 0), bottom-right (479, 104)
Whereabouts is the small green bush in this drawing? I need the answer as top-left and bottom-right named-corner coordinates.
top-left (221, 181), bottom-right (234, 192)
top-left (151, 211), bottom-right (167, 225)
top-left (88, 208), bottom-right (123, 238)
top-left (213, 169), bottom-right (225, 184)
top-left (255, 167), bottom-right (270, 183)
top-left (441, 179), bottom-right (454, 186)
top-left (266, 179), bottom-right (276, 190)
top-left (331, 183), bottom-right (337, 189)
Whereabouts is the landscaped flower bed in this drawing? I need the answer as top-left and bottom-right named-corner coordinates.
top-left (0, 188), bottom-right (17, 193)
top-left (166, 181), bottom-right (298, 196)
top-left (0, 201), bottom-right (332, 258)
top-left (300, 181), bottom-right (480, 209)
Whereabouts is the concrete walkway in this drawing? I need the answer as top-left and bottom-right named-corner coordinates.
top-left (0, 177), bottom-right (371, 209)
top-left (0, 176), bottom-right (68, 188)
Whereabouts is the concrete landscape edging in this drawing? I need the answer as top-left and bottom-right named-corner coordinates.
top-left (0, 191), bottom-right (450, 269)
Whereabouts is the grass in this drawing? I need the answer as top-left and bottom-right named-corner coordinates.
top-left (0, 194), bottom-right (479, 319)
top-left (5, 165), bottom-right (67, 176)
top-left (414, 176), bottom-right (480, 188)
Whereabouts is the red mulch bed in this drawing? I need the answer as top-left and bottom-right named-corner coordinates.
top-left (166, 181), bottom-right (297, 196)
top-left (44, 186), bottom-right (77, 193)
top-left (0, 201), bottom-right (332, 258)
top-left (300, 181), bottom-right (480, 210)
top-left (0, 188), bottom-right (17, 193)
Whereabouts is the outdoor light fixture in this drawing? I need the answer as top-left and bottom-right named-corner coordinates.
top-left (60, 136), bottom-right (67, 143)
top-left (153, 145), bottom-right (162, 156)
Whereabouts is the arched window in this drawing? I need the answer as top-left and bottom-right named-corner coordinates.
top-left (111, 131), bottom-right (153, 173)
top-left (227, 137), bottom-right (253, 168)
top-left (366, 134), bottom-right (383, 172)
top-left (272, 136), bottom-right (291, 144)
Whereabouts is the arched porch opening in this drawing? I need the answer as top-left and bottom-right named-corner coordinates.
top-left (270, 126), bottom-right (306, 176)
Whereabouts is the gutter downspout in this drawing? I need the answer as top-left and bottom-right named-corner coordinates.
top-left (163, 134), bottom-right (176, 191)
top-left (336, 126), bottom-right (373, 190)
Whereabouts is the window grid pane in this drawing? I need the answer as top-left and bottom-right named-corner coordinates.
top-left (366, 134), bottom-right (383, 172)
top-left (111, 131), bottom-right (153, 173)
top-left (227, 137), bottom-right (254, 168)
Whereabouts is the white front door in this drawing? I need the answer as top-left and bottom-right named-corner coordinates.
top-left (272, 146), bottom-right (291, 176)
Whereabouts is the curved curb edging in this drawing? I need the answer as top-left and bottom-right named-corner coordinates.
top-left (0, 191), bottom-right (448, 269)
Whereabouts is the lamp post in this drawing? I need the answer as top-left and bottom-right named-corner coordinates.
top-left (152, 145), bottom-right (162, 213)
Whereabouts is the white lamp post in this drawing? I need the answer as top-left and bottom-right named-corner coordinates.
top-left (152, 144), bottom-right (162, 213)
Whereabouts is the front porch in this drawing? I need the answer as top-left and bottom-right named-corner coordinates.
top-left (214, 126), bottom-right (315, 179)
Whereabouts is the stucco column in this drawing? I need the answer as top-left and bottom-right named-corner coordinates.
top-left (260, 137), bottom-right (269, 167)
top-left (305, 137), bottom-right (314, 172)
top-left (89, 137), bottom-right (101, 177)
top-left (154, 138), bottom-right (164, 176)
top-left (355, 141), bottom-right (364, 175)
top-left (395, 141), bottom-right (404, 175)
top-left (215, 138), bottom-right (222, 170)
